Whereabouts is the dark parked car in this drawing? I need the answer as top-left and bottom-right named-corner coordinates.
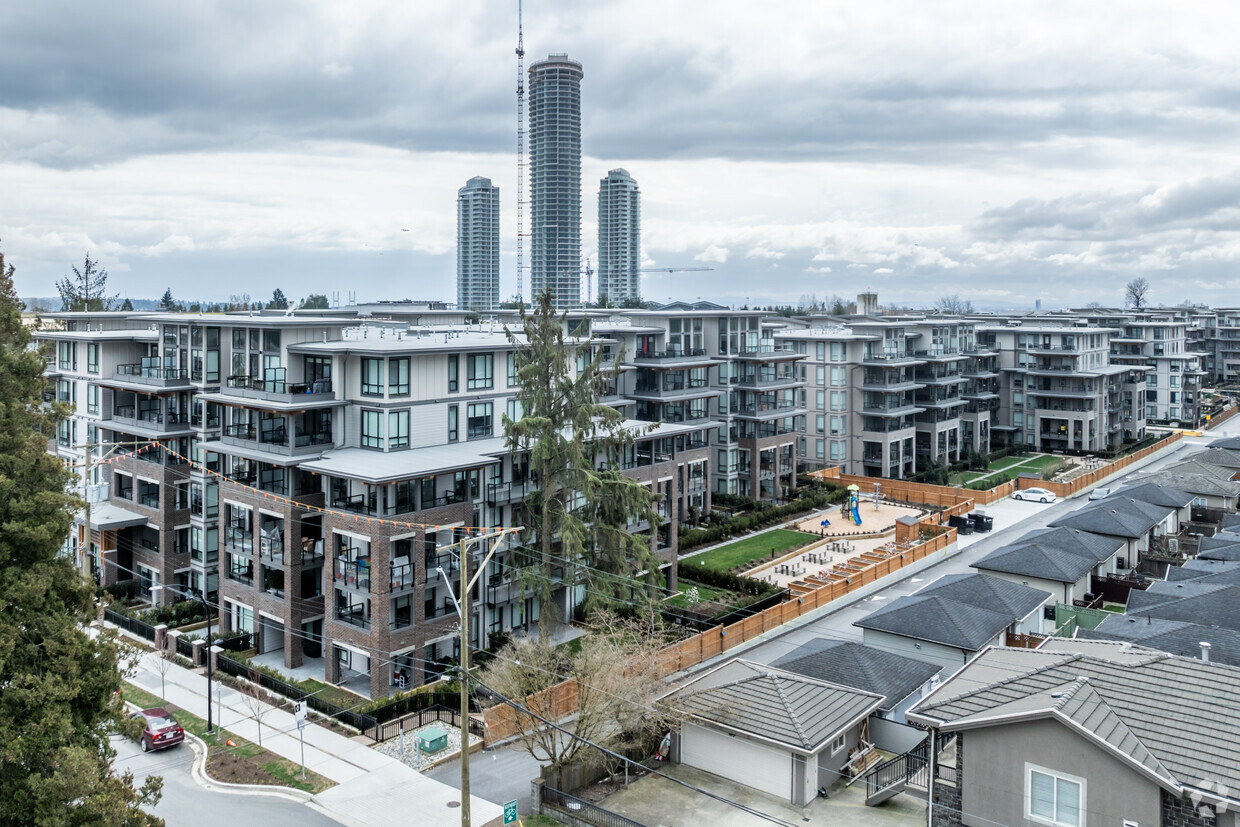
top-left (131, 707), bottom-right (185, 752)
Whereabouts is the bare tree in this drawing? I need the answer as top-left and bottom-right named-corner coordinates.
top-left (479, 614), bottom-right (674, 768)
top-left (56, 253), bottom-right (117, 311)
top-left (935, 294), bottom-right (974, 314)
top-left (154, 651), bottom-right (175, 700)
top-left (1125, 277), bottom-right (1151, 309)
top-left (239, 676), bottom-right (274, 747)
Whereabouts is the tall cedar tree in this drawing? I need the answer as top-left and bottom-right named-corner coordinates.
top-left (0, 245), bottom-right (163, 824)
top-left (504, 291), bottom-right (660, 639)
top-left (56, 253), bottom-right (117, 311)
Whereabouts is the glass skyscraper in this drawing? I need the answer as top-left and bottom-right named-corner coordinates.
top-left (457, 176), bottom-right (500, 312)
top-left (528, 54), bottom-right (583, 309)
top-left (597, 168), bottom-right (641, 304)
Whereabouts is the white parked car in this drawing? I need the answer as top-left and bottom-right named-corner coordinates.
top-left (1013, 487), bottom-right (1057, 503)
top-left (1088, 487), bottom-right (1113, 501)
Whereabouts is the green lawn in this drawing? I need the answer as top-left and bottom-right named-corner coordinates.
top-left (665, 580), bottom-right (726, 608)
top-left (688, 528), bottom-right (813, 573)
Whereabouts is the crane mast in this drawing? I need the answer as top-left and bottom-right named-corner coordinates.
top-left (515, 0), bottom-right (526, 303)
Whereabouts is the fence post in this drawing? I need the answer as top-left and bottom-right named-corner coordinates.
top-left (165, 628), bottom-right (181, 656)
top-left (531, 777), bottom-right (545, 813)
top-left (154, 623), bottom-right (168, 652)
top-left (191, 638), bottom-right (205, 666)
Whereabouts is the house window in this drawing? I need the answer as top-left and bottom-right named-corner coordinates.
top-left (830, 733), bottom-right (845, 754)
top-left (467, 402), bottom-right (493, 439)
top-left (388, 410), bottom-right (409, 449)
top-left (448, 405), bottom-right (458, 441)
top-left (1026, 765), bottom-right (1084, 827)
top-left (388, 357), bottom-right (410, 396)
top-left (448, 355), bottom-right (459, 393)
top-left (467, 354), bottom-right (493, 390)
top-left (361, 358), bottom-right (384, 396)
top-left (361, 410), bottom-right (383, 449)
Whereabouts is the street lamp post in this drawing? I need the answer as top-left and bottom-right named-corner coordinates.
top-left (151, 584), bottom-right (215, 736)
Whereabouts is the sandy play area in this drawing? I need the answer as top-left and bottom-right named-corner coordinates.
top-left (793, 500), bottom-right (926, 537)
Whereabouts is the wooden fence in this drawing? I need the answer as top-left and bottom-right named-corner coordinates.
top-left (1011, 432), bottom-right (1182, 499)
top-left (481, 528), bottom-right (957, 744)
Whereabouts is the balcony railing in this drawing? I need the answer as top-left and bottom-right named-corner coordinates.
top-left (226, 375), bottom-right (334, 397)
top-left (334, 606), bottom-right (369, 629)
top-left (114, 364), bottom-right (192, 386)
top-left (333, 558), bottom-right (371, 591)
top-left (634, 347), bottom-right (708, 361)
top-left (390, 562), bottom-right (415, 591)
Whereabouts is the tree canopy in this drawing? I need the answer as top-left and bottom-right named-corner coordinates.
top-left (302, 294), bottom-right (329, 309)
top-left (504, 291), bottom-right (660, 639)
top-left (1125, 277), bottom-right (1151, 309)
top-left (0, 243), bottom-right (162, 824)
top-left (56, 253), bottom-right (117, 311)
top-left (158, 289), bottom-right (177, 311)
top-left (267, 289), bottom-right (289, 310)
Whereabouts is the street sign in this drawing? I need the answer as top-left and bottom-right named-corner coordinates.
top-left (503, 800), bottom-right (518, 824)
top-left (293, 700), bottom-right (306, 729)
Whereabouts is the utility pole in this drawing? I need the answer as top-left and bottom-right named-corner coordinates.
top-left (447, 527), bottom-right (519, 827)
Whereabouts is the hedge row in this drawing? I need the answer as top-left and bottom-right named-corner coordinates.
top-left (679, 487), bottom-right (847, 553)
top-left (678, 563), bottom-right (779, 596)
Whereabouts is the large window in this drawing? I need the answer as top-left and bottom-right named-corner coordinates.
top-left (1026, 765), bottom-right (1083, 827)
top-left (389, 357), bottom-right (410, 396)
top-left (447, 405), bottom-right (458, 441)
top-left (388, 410), bottom-right (409, 449)
top-left (507, 352), bottom-right (520, 386)
top-left (361, 358), bottom-right (384, 396)
top-left (447, 355), bottom-right (459, 393)
top-left (467, 402), bottom-right (493, 439)
top-left (361, 410), bottom-right (383, 449)
top-left (86, 343), bottom-right (99, 374)
top-left (467, 354), bottom-right (493, 390)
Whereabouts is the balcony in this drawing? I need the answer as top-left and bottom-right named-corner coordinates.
top-left (333, 558), bottom-right (371, 591)
top-left (390, 561), bottom-right (416, 592)
top-left (734, 400), bottom-right (804, 419)
top-left (732, 344), bottom-right (802, 361)
top-left (223, 375), bottom-right (335, 404)
top-left (112, 406), bottom-right (193, 435)
top-left (487, 479), bottom-right (538, 506)
top-left (112, 363), bottom-right (193, 389)
top-left (220, 423), bottom-right (333, 457)
top-left (300, 538), bottom-right (325, 564)
top-left (863, 351), bottom-right (918, 366)
top-left (259, 534), bottom-right (284, 565)
top-left (334, 604), bottom-right (370, 630)
top-left (632, 347), bottom-right (714, 366)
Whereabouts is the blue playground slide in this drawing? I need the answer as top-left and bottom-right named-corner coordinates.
top-left (852, 505), bottom-right (862, 525)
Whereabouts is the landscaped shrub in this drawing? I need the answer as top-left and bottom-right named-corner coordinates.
top-left (680, 563), bottom-right (779, 596)
top-left (966, 472), bottom-right (1011, 491)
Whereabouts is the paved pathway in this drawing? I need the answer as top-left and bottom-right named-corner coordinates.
top-left (112, 638), bottom-right (505, 827)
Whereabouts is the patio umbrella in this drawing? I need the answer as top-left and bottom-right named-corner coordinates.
top-left (846, 484), bottom-right (860, 491)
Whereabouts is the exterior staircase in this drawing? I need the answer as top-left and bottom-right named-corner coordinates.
top-left (863, 738), bottom-right (929, 806)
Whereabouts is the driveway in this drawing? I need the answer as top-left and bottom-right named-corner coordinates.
top-left (597, 763), bottom-right (923, 827)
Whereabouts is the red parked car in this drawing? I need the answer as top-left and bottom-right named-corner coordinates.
top-left (131, 707), bottom-right (185, 752)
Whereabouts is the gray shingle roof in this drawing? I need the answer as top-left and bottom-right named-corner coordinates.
top-left (908, 643), bottom-right (1240, 802)
top-left (972, 527), bottom-right (1123, 584)
top-left (854, 574), bottom-right (1051, 651)
top-left (1080, 614), bottom-right (1240, 667)
top-left (1126, 582), bottom-right (1240, 632)
top-left (666, 659), bottom-right (884, 753)
top-left (771, 640), bottom-right (941, 711)
top-left (1048, 497), bottom-right (1172, 538)
top-left (1127, 469), bottom-right (1240, 498)
top-left (1183, 447), bottom-right (1240, 470)
top-left (1106, 482), bottom-right (1195, 509)
top-left (1164, 558), bottom-right (1240, 584)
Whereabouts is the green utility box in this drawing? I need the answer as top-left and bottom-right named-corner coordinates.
top-left (418, 726), bottom-right (448, 754)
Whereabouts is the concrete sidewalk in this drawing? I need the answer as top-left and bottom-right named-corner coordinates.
top-left (110, 628), bottom-right (504, 827)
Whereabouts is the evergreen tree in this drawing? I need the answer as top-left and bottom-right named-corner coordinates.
top-left (158, 289), bottom-right (177, 311)
top-left (0, 243), bottom-right (162, 824)
top-left (56, 253), bottom-right (117, 311)
top-left (504, 291), bottom-right (659, 639)
top-left (119, 298), bottom-right (134, 311)
top-left (302, 294), bottom-right (329, 309)
top-left (267, 289), bottom-right (289, 310)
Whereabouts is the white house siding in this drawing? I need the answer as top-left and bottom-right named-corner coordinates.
top-left (860, 628), bottom-right (982, 672)
top-left (681, 723), bottom-right (791, 802)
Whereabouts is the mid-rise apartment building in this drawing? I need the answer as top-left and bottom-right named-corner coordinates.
top-left (42, 310), bottom-right (715, 698)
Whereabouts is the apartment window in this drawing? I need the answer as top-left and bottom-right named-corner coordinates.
top-left (816, 342), bottom-right (826, 361)
top-left (86, 383), bottom-right (99, 415)
top-left (467, 354), bottom-right (494, 390)
top-left (829, 391), bottom-right (844, 411)
top-left (388, 410), bottom-right (409, 449)
top-left (1026, 765), bottom-right (1083, 827)
top-left (1146, 405), bottom-right (1158, 418)
top-left (361, 410), bottom-right (383, 449)
top-left (448, 405), bottom-right (458, 441)
top-left (1146, 373), bottom-right (1158, 386)
top-left (467, 402), bottom-right (493, 439)
top-left (815, 390), bottom-right (825, 411)
top-left (830, 366), bottom-right (845, 386)
top-left (830, 441), bottom-right (845, 461)
top-left (815, 439), bottom-right (825, 460)
top-left (360, 358), bottom-right (384, 396)
top-left (388, 358), bottom-right (410, 395)
top-left (86, 343), bottom-right (99, 374)
top-left (506, 398), bottom-right (523, 424)
top-left (830, 415), bottom-right (845, 436)
top-left (448, 355), bottom-right (459, 393)
top-left (816, 365), bottom-right (825, 386)
top-left (507, 352), bottom-right (520, 386)
top-left (1170, 375), bottom-right (1179, 387)
top-left (816, 414), bottom-right (826, 435)
top-left (831, 342), bottom-right (845, 361)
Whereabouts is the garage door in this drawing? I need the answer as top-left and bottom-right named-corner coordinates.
top-left (681, 723), bottom-right (791, 800)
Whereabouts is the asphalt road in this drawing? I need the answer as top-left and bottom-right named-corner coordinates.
top-left (110, 734), bottom-right (343, 827)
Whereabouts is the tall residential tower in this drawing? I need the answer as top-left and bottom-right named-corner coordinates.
top-left (456, 176), bottom-right (500, 311)
top-left (597, 168), bottom-right (641, 304)
top-left (529, 54), bottom-right (583, 309)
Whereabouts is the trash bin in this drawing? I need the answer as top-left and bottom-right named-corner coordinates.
top-left (968, 512), bottom-right (993, 532)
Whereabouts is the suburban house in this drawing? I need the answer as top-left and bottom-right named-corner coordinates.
top-left (1197, 531), bottom-right (1240, 561)
top-left (662, 659), bottom-right (884, 806)
top-left (853, 573), bottom-right (1052, 671)
top-left (769, 639), bottom-right (940, 753)
top-left (1080, 613), bottom-right (1240, 666)
top-left (907, 639), bottom-right (1240, 827)
top-left (1048, 496), bottom-right (1176, 569)
top-left (971, 527), bottom-right (1125, 605)
top-left (1124, 579), bottom-right (1240, 634)
top-left (1130, 459), bottom-right (1240, 512)
top-left (1103, 482), bottom-right (1195, 534)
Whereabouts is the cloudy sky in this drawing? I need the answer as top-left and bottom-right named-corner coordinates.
top-left (6, 0), bottom-right (1240, 309)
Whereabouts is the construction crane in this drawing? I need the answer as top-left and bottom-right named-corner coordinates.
top-left (514, 0), bottom-right (527, 302)
top-left (575, 259), bottom-right (715, 305)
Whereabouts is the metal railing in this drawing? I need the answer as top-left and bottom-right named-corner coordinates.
top-left (214, 653), bottom-right (378, 736)
top-left (542, 787), bottom-right (649, 827)
top-left (103, 608), bottom-right (156, 641)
